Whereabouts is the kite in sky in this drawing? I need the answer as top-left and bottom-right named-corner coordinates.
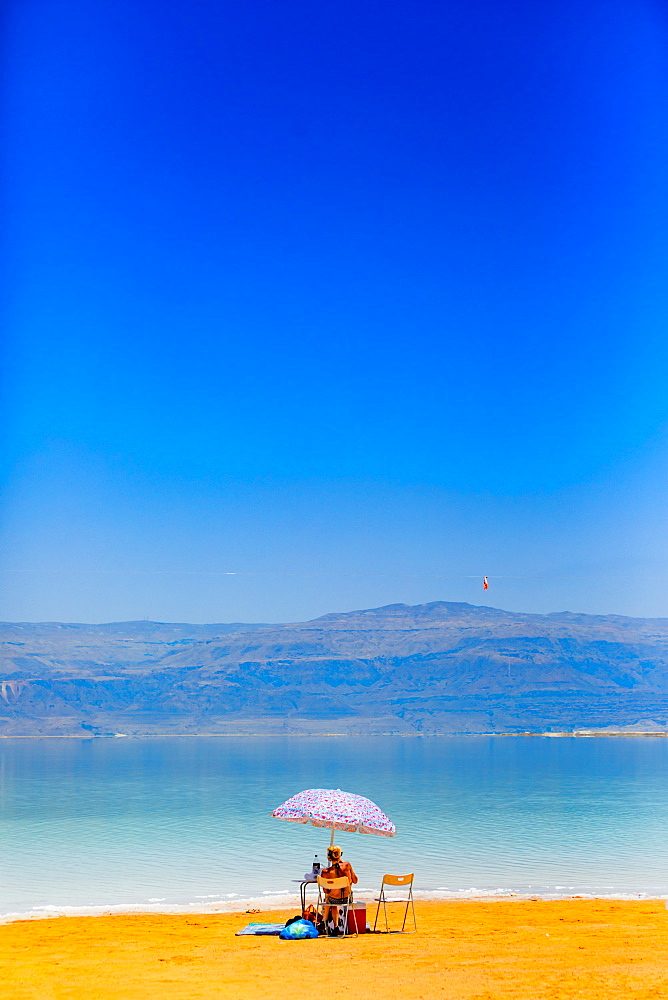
top-left (483, 577), bottom-right (489, 590)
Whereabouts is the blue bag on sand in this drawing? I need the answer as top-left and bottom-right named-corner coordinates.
top-left (279, 918), bottom-right (319, 940)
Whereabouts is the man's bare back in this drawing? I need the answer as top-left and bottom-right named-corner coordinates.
top-left (321, 846), bottom-right (357, 901)
top-left (321, 858), bottom-right (357, 899)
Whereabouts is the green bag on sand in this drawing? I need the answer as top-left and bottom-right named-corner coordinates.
top-left (279, 918), bottom-right (319, 940)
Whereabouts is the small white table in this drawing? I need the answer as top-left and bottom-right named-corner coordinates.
top-left (292, 878), bottom-right (318, 913)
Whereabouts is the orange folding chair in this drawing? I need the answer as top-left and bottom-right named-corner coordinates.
top-left (373, 873), bottom-right (417, 933)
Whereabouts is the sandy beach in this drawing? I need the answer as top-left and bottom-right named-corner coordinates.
top-left (2, 898), bottom-right (666, 999)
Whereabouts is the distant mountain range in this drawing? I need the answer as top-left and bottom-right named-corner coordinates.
top-left (2, 602), bottom-right (668, 736)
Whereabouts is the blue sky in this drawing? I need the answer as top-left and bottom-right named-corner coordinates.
top-left (3, 0), bottom-right (668, 623)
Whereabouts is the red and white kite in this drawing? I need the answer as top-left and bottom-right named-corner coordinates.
top-left (483, 576), bottom-right (489, 590)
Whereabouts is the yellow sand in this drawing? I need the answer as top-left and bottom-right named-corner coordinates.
top-left (1, 899), bottom-right (667, 999)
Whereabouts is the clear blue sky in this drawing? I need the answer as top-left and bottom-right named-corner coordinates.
top-left (3, 0), bottom-right (668, 623)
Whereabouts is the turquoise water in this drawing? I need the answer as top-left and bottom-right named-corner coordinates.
top-left (1, 736), bottom-right (667, 919)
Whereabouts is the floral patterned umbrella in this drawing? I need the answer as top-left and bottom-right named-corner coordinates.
top-left (271, 787), bottom-right (396, 845)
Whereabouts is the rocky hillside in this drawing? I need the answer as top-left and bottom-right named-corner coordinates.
top-left (2, 602), bottom-right (668, 735)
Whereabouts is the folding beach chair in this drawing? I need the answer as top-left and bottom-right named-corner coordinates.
top-left (316, 875), bottom-right (357, 937)
top-left (372, 873), bottom-right (417, 933)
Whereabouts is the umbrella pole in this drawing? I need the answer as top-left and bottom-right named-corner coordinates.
top-left (329, 824), bottom-right (335, 847)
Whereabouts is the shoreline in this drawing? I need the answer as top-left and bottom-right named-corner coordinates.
top-left (2, 730), bottom-right (668, 739)
top-left (4, 889), bottom-right (666, 926)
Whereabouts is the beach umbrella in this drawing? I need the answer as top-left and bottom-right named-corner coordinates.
top-left (271, 787), bottom-right (396, 846)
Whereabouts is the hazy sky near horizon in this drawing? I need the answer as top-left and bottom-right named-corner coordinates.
top-left (3, 0), bottom-right (668, 624)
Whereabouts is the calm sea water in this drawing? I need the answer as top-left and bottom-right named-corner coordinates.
top-left (1, 736), bottom-right (666, 919)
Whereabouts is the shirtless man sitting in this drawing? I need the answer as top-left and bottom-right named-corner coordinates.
top-left (320, 845), bottom-right (358, 934)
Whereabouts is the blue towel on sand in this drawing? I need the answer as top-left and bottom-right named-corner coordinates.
top-left (236, 922), bottom-right (286, 936)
